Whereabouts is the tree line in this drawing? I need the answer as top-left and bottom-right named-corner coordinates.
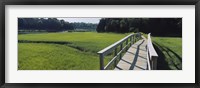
top-left (72, 22), bottom-right (97, 30)
top-left (18, 18), bottom-right (98, 32)
top-left (96, 18), bottom-right (182, 36)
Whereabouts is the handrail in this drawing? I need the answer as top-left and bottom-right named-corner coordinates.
top-left (146, 50), bottom-right (151, 70)
top-left (97, 33), bottom-right (141, 70)
top-left (98, 34), bottom-right (133, 55)
top-left (147, 33), bottom-right (158, 70)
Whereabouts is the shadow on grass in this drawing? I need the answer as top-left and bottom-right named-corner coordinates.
top-left (152, 43), bottom-right (170, 70)
top-left (153, 42), bottom-right (182, 70)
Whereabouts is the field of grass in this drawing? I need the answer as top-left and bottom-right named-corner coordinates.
top-left (141, 33), bottom-right (182, 70)
top-left (152, 37), bottom-right (182, 70)
top-left (18, 32), bottom-right (182, 70)
top-left (18, 43), bottom-right (99, 70)
top-left (18, 32), bottom-right (131, 70)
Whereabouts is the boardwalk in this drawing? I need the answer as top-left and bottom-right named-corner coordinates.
top-left (98, 33), bottom-right (157, 70)
top-left (114, 36), bottom-right (148, 70)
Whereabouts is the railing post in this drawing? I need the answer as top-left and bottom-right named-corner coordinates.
top-left (99, 53), bottom-right (104, 70)
top-left (150, 58), bottom-right (153, 69)
top-left (130, 35), bottom-right (133, 46)
top-left (114, 48), bottom-right (117, 67)
top-left (126, 39), bottom-right (128, 51)
top-left (139, 33), bottom-right (141, 39)
top-left (152, 56), bottom-right (158, 70)
top-left (119, 43), bottom-right (123, 60)
top-left (134, 34), bottom-right (136, 43)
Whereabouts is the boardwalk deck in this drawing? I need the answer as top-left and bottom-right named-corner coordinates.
top-left (114, 36), bottom-right (148, 70)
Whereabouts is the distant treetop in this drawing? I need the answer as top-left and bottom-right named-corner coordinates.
top-left (96, 18), bottom-right (182, 37)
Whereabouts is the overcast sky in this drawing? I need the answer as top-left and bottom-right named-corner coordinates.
top-left (57, 18), bottom-right (101, 24)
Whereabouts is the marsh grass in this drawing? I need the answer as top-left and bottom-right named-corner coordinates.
top-left (152, 37), bottom-right (182, 70)
top-left (142, 33), bottom-right (182, 70)
top-left (18, 32), bottom-right (132, 70)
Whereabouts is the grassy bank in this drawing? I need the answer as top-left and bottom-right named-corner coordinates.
top-left (18, 32), bottom-right (131, 70)
top-left (152, 37), bottom-right (182, 70)
top-left (18, 43), bottom-right (99, 70)
top-left (18, 32), bottom-right (182, 70)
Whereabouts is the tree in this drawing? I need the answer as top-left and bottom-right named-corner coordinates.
top-left (96, 18), bottom-right (182, 37)
top-left (18, 18), bottom-right (75, 32)
top-left (96, 18), bottom-right (106, 32)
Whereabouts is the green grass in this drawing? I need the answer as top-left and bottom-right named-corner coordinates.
top-left (18, 43), bottom-right (100, 70)
top-left (152, 37), bottom-right (182, 70)
top-left (19, 32), bottom-right (130, 53)
top-left (19, 32), bottom-right (181, 70)
top-left (141, 33), bottom-right (182, 70)
top-left (18, 32), bottom-right (131, 70)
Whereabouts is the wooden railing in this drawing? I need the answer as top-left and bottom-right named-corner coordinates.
top-left (147, 33), bottom-right (158, 70)
top-left (97, 33), bottom-right (141, 70)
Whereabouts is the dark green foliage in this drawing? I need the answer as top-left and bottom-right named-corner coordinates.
top-left (96, 18), bottom-right (107, 32)
top-left (18, 18), bottom-right (98, 32)
top-left (18, 18), bottom-right (74, 32)
top-left (96, 18), bottom-right (182, 37)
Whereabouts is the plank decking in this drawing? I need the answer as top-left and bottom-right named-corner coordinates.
top-left (114, 36), bottom-right (148, 70)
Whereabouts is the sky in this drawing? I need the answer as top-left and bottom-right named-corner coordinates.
top-left (57, 18), bottom-right (101, 24)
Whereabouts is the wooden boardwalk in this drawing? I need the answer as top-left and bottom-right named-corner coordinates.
top-left (98, 33), bottom-right (158, 70)
top-left (114, 36), bottom-right (148, 70)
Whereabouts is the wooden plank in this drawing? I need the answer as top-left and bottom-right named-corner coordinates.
top-left (99, 54), bottom-right (104, 70)
top-left (147, 33), bottom-right (158, 70)
top-left (114, 37), bottom-right (148, 70)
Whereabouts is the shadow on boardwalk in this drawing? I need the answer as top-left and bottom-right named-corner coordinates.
top-left (153, 42), bottom-right (182, 70)
top-left (115, 39), bottom-right (147, 70)
top-left (129, 40), bottom-right (145, 70)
